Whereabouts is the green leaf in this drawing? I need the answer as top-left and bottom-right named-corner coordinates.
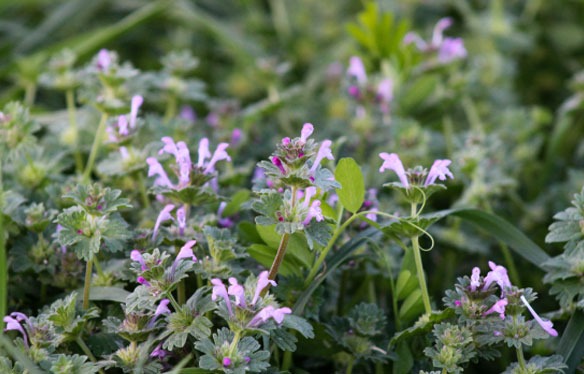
top-left (247, 243), bottom-right (302, 277)
top-left (256, 224), bottom-right (313, 269)
top-left (0, 335), bottom-right (44, 374)
top-left (557, 310), bottom-right (584, 374)
top-left (420, 208), bottom-right (550, 268)
top-left (334, 158), bottom-right (365, 213)
top-left (222, 189), bottom-right (250, 217)
top-left (283, 315), bottom-right (315, 339)
top-left (89, 286), bottom-right (130, 303)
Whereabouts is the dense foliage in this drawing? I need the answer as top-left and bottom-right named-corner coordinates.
top-left (1, 1), bottom-right (584, 373)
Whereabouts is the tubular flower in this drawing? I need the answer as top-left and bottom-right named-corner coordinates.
top-left (131, 250), bottom-right (147, 271)
top-left (251, 271), bottom-right (277, 306)
top-left (347, 56), bottom-right (367, 85)
top-left (470, 267), bottom-right (481, 292)
top-left (403, 17), bottom-right (467, 64)
top-left (520, 296), bottom-right (558, 337)
top-left (247, 306), bottom-right (292, 328)
top-left (211, 278), bottom-right (233, 316)
top-left (484, 298), bottom-right (508, 320)
top-left (425, 159), bottom-right (454, 186)
top-left (482, 261), bottom-right (512, 295)
top-left (228, 277), bottom-right (246, 308)
top-left (300, 123), bottom-right (314, 144)
top-left (152, 204), bottom-right (176, 241)
top-left (147, 157), bottom-right (174, 189)
top-left (309, 140), bottom-right (334, 173)
top-left (379, 153), bottom-right (409, 188)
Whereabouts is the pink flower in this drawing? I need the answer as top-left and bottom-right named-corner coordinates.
top-left (376, 79), bottom-right (393, 114)
top-left (520, 296), bottom-right (558, 337)
top-left (300, 123), bottom-right (314, 144)
top-left (131, 250), bottom-right (147, 271)
top-left (96, 49), bottom-right (112, 71)
top-left (204, 143), bottom-right (231, 174)
top-left (147, 157), bottom-right (174, 189)
top-left (347, 56), bottom-right (367, 85)
top-left (179, 105), bottom-right (196, 123)
top-left (248, 306), bottom-right (292, 328)
top-left (425, 159), bottom-right (454, 186)
top-left (271, 156), bottom-right (286, 175)
top-left (484, 298), bottom-right (508, 319)
top-left (175, 240), bottom-right (197, 263)
top-left (438, 38), bottom-right (467, 63)
top-left (223, 357), bottom-right (232, 367)
top-left (152, 204), bottom-right (175, 241)
top-left (176, 205), bottom-right (187, 236)
top-left (251, 271), bottom-right (277, 306)
top-left (3, 315), bottom-right (28, 347)
top-left (309, 140), bottom-right (334, 173)
top-left (379, 153), bottom-right (409, 188)
top-left (482, 261), bottom-right (512, 294)
top-left (150, 343), bottom-right (167, 358)
top-left (303, 200), bottom-right (324, 226)
top-left (154, 299), bottom-right (171, 317)
top-left (470, 267), bottom-right (481, 292)
top-left (228, 277), bottom-right (246, 307)
top-left (403, 17), bottom-right (466, 64)
top-left (137, 276), bottom-right (151, 287)
top-left (129, 95), bottom-right (143, 129)
top-left (211, 279), bottom-right (232, 315)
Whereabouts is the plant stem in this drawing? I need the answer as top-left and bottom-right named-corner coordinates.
top-left (82, 258), bottom-right (93, 310)
top-left (24, 82), bottom-right (37, 107)
top-left (0, 158), bottom-right (6, 331)
top-left (164, 94), bottom-right (177, 123)
top-left (411, 235), bottom-right (431, 314)
top-left (266, 233), bottom-right (290, 282)
top-left (228, 331), bottom-right (241, 356)
top-left (76, 337), bottom-right (106, 374)
top-left (281, 342), bottom-right (293, 371)
top-left (82, 113), bottom-right (108, 183)
top-left (305, 212), bottom-right (359, 287)
top-left (177, 280), bottom-right (186, 305)
top-left (66, 89), bottom-right (84, 174)
top-left (166, 292), bottom-right (181, 311)
top-left (136, 171), bottom-right (150, 209)
top-left (346, 359), bottom-right (354, 374)
top-left (516, 346), bottom-right (527, 372)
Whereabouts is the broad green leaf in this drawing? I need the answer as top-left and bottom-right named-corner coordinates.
top-left (89, 286), bottom-right (130, 303)
top-left (222, 189), bottom-right (250, 217)
top-left (395, 270), bottom-right (418, 301)
top-left (398, 289), bottom-right (423, 321)
top-left (334, 157), bottom-right (365, 213)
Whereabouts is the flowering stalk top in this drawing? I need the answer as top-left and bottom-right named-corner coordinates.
top-left (379, 153), bottom-right (454, 189)
top-left (403, 17), bottom-right (467, 64)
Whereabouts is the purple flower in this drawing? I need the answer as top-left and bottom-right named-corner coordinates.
top-left (379, 153), bottom-right (409, 188)
top-left (176, 205), bottom-right (187, 236)
top-left (180, 105), bottom-right (196, 123)
top-left (271, 156), bottom-right (286, 175)
top-left (484, 298), bottom-right (508, 319)
top-left (129, 95), bottom-right (144, 129)
top-left (228, 277), bottom-right (246, 307)
top-left (309, 140), bottom-right (334, 173)
top-left (96, 49), bottom-right (112, 71)
top-left (303, 187), bottom-right (317, 206)
top-left (148, 299), bottom-right (171, 328)
top-left (150, 343), bottom-right (167, 358)
top-left (159, 137), bottom-right (180, 158)
top-left (217, 202), bottom-right (234, 228)
top-left (470, 267), bottom-right (481, 292)
top-left (147, 157), bottom-right (174, 189)
top-left (204, 143), bottom-right (231, 174)
top-left (231, 128), bottom-right (242, 146)
top-left (376, 79), bottom-right (393, 114)
top-left (176, 142), bottom-right (192, 188)
top-left (251, 271), bottom-right (277, 306)
top-left (131, 250), bottom-right (147, 271)
top-left (248, 306), bottom-right (292, 328)
top-left (431, 17), bottom-right (453, 47)
top-left (4, 315), bottom-right (28, 347)
top-left (438, 37), bottom-right (467, 63)
top-left (137, 276), bottom-right (151, 287)
top-left (300, 123), bottom-right (314, 144)
top-left (223, 357), bottom-right (232, 368)
top-left (347, 56), bottom-right (367, 85)
top-left (152, 204), bottom-right (175, 241)
top-left (482, 261), bottom-right (512, 294)
top-left (119, 146), bottom-right (129, 160)
top-left (211, 279), bottom-right (232, 315)
top-left (197, 138), bottom-right (211, 168)
top-left (424, 159), bottom-right (454, 186)
top-left (520, 296), bottom-right (558, 337)
top-left (303, 200), bottom-right (324, 226)
top-left (175, 240), bottom-right (197, 263)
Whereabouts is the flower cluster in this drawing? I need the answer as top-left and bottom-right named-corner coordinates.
top-left (106, 95), bottom-right (144, 143)
top-left (147, 136), bottom-right (231, 191)
top-left (379, 152), bottom-right (454, 189)
top-left (210, 271), bottom-right (291, 331)
top-left (346, 56), bottom-right (393, 115)
top-left (404, 17), bottom-right (467, 64)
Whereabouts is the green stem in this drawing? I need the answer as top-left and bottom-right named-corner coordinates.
top-left (228, 331), bottom-right (241, 356)
top-left (0, 158), bottom-right (6, 331)
top-left (82, 113), bottom-right (108, 183)
top-left (76, 337), bottom-right (105, 374)
top-left (24, 82), bottom-right (37, 107)
top-left (266, 233), bottom-right (290, 282)
top-left (137, 171), bottom-right (150, 209)
top-left (164, 94), bottom-right (177, 123)
top-left (166, 292), bottom-right (181, 311)
top-left (281, 340), bottom-right (293, 370)
top-left (82, 258), bottom-right (93, 310)
top-left (177, 280), bottom-right (186, 305)
top-left (66, 89), bottom-right (83, 174)
top-left (304, 213), bottom-right (359, 287)
top-left (93, 257), bottom-right (104, 277)
top-left (346, 359), bottom-right (354, 374)
top-left (516, 345), bottom-right (527, 372)
top-left (411, 235), bottom-right (431, 314)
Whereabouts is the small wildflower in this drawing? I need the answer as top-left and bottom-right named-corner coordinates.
top-left (347, 56), bottom-right (367, 85)
top-left (96, 49), bottom-right (112, 71)
top-left (137, 276), bottom-right (151, 287)
top-left (379, 153), bottom-right (409, 188)
top-left (179, 105), bottom-right (196, 123)
top-left (520, 296), bottom-right (558, 337)
top-left (175, 240), bottom-right (197, 263)
top-left (248, 305), bottom-right (292, 328)
top-left (300, 123), bottom-right (314, 144)
top-left (211, 279), bottom-right (233, 315)
top-left (150, 343), bottom-right (167, 358)
top-left (130, 250), bottom-right (147, 271)
top-left (147, 158), bottom-right (174, 189)
top-left (223, 357), bottom-right (232, 368)
top-left (425, 159), bottom-right (454, 186)
top-left (228, 277), bottom-right (246, 308)
top-left (152, 204), bottom-right (176, 241)
top-left (303, 200), bottom-right (324, 226)
top-left (271, 156), bottom-right (286, 175)
top-left (376, 79), bottom-right (393, 114)
top-left (309, 140), bottom-right (334, 173)
top-left (470, 267), bottom-right (481, 291)
top-left (484, 298), bottom-right (508, 320)
top-left (482, 261), bottom-right (512, 295)
top-left (403, 17), bottom-right (467, 64)
top-left (251, 271), bottom-right (277, 306)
